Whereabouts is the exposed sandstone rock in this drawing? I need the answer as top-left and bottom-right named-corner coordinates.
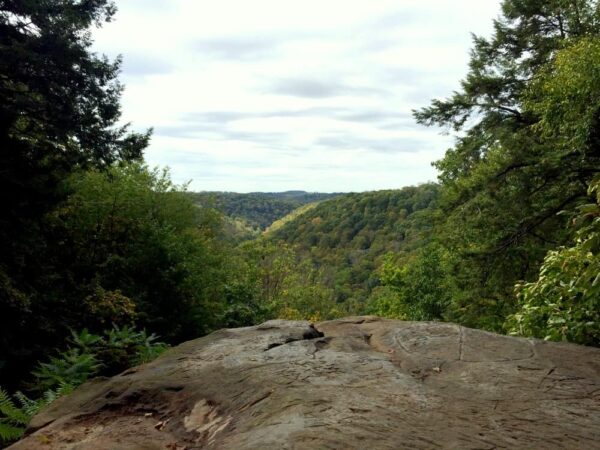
top-left (9, 317), bottom-right (600, 449)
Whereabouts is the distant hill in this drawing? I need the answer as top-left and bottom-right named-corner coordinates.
top-left (268, 184), bottom-right (440, 303)
top-left (190, 191), bottom-right (340, 231)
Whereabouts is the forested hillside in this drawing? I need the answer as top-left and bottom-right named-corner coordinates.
top-left (190, 191), bottom-right (339, 231)
top-left (267, 185), bottom-right (439, 306)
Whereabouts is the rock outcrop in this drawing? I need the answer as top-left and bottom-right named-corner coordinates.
top-left (9, 317), bottom-right (600, 449)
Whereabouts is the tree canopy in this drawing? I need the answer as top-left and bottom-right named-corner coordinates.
top-left (414, 0), bottom-right (600, 330)
top-left (0, 0), bottom-right (150, 271)
top-left (0, 0), bottom-right (150, 388)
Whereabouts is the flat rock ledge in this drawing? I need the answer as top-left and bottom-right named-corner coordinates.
top-left (10, 317), bottom-right (600, 449)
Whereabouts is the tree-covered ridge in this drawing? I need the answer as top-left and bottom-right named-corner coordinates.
top-left (190, 191), bottom-right (339, 231)
top-left (269, 185), bottom-right (440, 305)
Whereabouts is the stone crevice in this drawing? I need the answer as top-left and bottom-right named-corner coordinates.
top-left (264, 324), bottom-right (325, 352)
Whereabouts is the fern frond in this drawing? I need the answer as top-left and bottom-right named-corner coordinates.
top-left (56, 382), bottom-right (75, 397)
top-left (13, 391), bottom-right (40, 418)
top-left (42, 390), bottom-right (58, 405)
top-left (0, 387), bottom-right (29, 444)
top-left (0, 388), bottom-right (29, 425)
top-left (0, 421), bottom-right (25, 443)
top-left (0, 388), bottom-right (13, 410)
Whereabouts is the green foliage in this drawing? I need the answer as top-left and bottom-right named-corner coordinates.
top-left (1, 163), bottom-right (228, 389)
top-left (132, 333), bottom-right (170, 365)
top-left (502, 35), bottom-right (600, 341)
top-left (101, 326), bottom-right (169, 369)
top-left (223, 239), bottom-right (343, 324)
top-left (0, 0), bottom-right (149, 390)
top-left (0, 325), bottom-right (166, 445)
top-left (367, 245), bottom-right (452, 321)
top-left (0, 0), bottom-right (150, 387)
top-left (364, 286), bottom-right (406, 320)
top-left (32, 326), bottom-right (168, 393)
top-left (275, 262), bottom-right (342, 322)
top-left (413, 0), bottom-right (600, 331)
top-left (64, 325), bottom-right (168, 386)
top-left (527, 37), bottom-right (600, 153)
top-left (57, 163), bottom-right (228, 342)
top-left (83, 286), bottom-right (137, 327)
top-left (0, 387), bottom-right (29, 444)
top-left (0, 383), bottom-right (75, 444)
top-left (507, 178), bottom-right (600, 345)
top-left (269, 185), bottom-right (440, 306)
top-left (32, 349), bottom-right (100, 393)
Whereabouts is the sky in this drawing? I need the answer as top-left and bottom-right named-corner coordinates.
top-left (93, 0), bottom-right (501, 193)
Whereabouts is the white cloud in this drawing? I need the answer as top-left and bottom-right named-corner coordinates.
top-left (94, 0), bottom-right (501, 192)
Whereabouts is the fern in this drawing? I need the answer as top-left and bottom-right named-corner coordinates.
top-left (0, 387), bottom-right (28, 444)
top-left (12, 392), bottom-right (40, 419)
top-left (32, 349), bottom-right (101, 391)
top-left (105, 325), bottom-right (141, 348)
top-left (0, 384), bottom-right (76, 445)
top-left (0, 422), bottom-right (24, 443)
top-left (41, 383), bottom-right (74, 406)
top-left (0, 325), bottom-right (167, 445)
top-left (0, 388), bottom-right (29, 425)
top-left (69, 328), bottom-right (103, 352)
top-left (100, 325), bottom-right (168, 368)
top-left (132, 330), bottom-right (168, 365)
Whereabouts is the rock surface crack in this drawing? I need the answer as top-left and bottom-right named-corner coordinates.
top-left (265, 325), bottom-right (324, 351)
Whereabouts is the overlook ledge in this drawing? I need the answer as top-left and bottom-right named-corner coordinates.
top-left (10, 317), bottom-right (600, 449)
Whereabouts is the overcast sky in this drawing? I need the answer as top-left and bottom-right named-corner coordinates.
top-left (93, 0), bottom-right (501, 192)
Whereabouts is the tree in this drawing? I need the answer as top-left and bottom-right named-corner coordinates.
top-left (0, 0), bottom-right (150, 242)
top-left (0, 1), bottom-right (149, 388)
top-left (0, 164), bottom-right (226, 389)
top-left (506, 177), bottom-right (600, 345)
top-left (367, 245), bottom-right (451, 321)
top-left (414, 0), bottom-right (600, 330)
top-left (46, 164), bottom-right (227, 340)
top-left (505, 36), bottom-right (600, 344)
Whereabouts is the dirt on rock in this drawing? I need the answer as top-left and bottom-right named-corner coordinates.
top-left (9, 317), bottom-right (600, 449)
